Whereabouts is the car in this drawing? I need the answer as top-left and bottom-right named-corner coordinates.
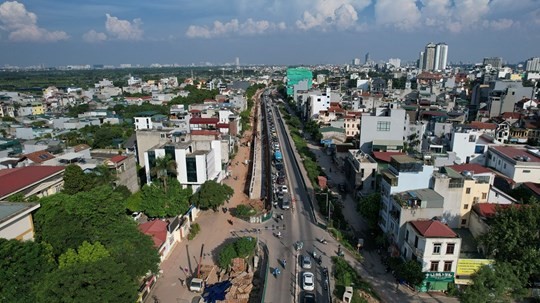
top-left (276, 176), bottom-right (285, 185)
top-left (131, 212), bottom-right (142, 221)
top-left (301, 255), bottom-right (312, 269)
top-left (303, 293), bottom-right (316, 303)
top-left (279, 185), bottom-right (288, 193)
top-left (281, 196), bottom-right (290, 210)
top-left (302, 272), bottom-right (315, 291)
top-left (189, 278), bottom-right (204, 293)
top-left (275, 163), bottom-right (284, 171)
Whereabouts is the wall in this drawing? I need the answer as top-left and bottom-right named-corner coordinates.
top-left (0, 213), bottom-right (35, 240)
top-left (360, 107), bottom-right (406, 152)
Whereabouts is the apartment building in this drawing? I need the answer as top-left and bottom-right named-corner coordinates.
top-left (360, 105), bottom-right (406, 152)
top-left (343, 149), bottom-right (378, 196)
top-left (486, 145), bottom-right (540, 183)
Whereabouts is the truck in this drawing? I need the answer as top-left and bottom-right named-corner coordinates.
top-left (274, 151), bottom-right (283, 162)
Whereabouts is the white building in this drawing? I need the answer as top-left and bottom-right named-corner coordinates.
top-left (402, 220), bottom-right (461, 290)
top-left (486, 145), bottom-right (540, 183)
top-left (305, 88), bottom-right (331, 119)
top-left (343, 150), bottom-right (378, 196)
top-left (388, 58), bottom-right (401, 68)
top-left (134, 117), bottom-right (154, 130)
top-left (359, 104), bottom-right (406, 152)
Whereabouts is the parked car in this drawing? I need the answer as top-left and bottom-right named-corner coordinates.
top-left (279, 185), bottom-right (288, 193)
top-left (301, 255), bottom-right (312, 269)
top-left (189, 278), bottom-right (204, 293)
top-left (302, 272), bottom-right (315, 291)
top-left (131, 212), bottom-right (142, 221)
top-left (303, 293), bottom-right (315, 303)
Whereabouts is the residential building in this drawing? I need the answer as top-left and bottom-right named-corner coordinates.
top-left (359, 104), bottom-right (406, 152)
top-left (0, 202), bottom-right (40, 240)
top-left (423, 43), bottom-right (436, 71)
top-left (434, 43), bottom-right (448, 71)
top-left (525, 57), bottom-right (540, 72)
top-left (483, 57), bottom-right (503, 69)
top-left (343, 112), bottom-right (361, 139)
top-left (486, 145), bottom-right (540, 183)
top-left (0, 166), bottom-right (65, 200)
top-left (103, 154), bottom-right (140, 193)
top-left (343, 149), bottom-right (378, 196)
top-left (402, 220), bottom-right (461, 292)
top-left (448, 126), bottom-right (481, 164)
top-left (305, 88), bottom-right (332, 119)
top-left (144, 140), bottom-right (223, 191)
top-left (138, 220), bottom-right (173, 262)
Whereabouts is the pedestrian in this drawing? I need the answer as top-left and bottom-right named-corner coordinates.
top-left (184, 267), bottom-right (188, 273)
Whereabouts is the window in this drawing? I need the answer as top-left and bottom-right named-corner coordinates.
top-left (503, 163), bottom-right (507, 169)
top-left (523, 170), bottom-right (531, 173)
top-left (443, 261), bottom-right (453, 272)
top-left (433, 243), bottom-right (441, 254)
top-left (377, 121), bottom-right (391, 131)
top-left (405, 230), bottom-right (409, 242)
top-left (461, 219), bottom-right (467, 225)
top-left (414, 236), bottom-right (419, 248)
top-left (430, 261), bottom-right (439, 272)
top-left (446, 243), bottom-right (455, 255)
top-left (466, 188), bottom-right (471, 194)
top-left (464, 204), bottom-right (469, 210)
top-left (185, 157), bottom-right (198, 182)
top-left (481, 193), bottom-right (487, 200)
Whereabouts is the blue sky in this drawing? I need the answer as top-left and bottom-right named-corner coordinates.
top-left (0, 0), bottom-right (539, 66)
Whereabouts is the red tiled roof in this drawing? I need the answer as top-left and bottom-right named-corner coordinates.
top-left (22, 150), bottom-right (55, 164)
top-left (109, 155), bottom-right (127, 163)
top-left (501, 112), bottom-right (521, 119)
top-left (372, 151), bottom-right (405, 163)
top-left (217, 123), bottom-right (229, 128)
top-left (523, 182), bottom-right (540, 197)
top-left (138, 220), bottom-right (168, 248)
top-left (447, 163), bottom-right (493, 175)
top-left (190, 109), bottom-right (201, 113)
top-left (191, 130), bottom-right (219, 136)
top-left (190, 117), bottom-right (219, 124)
top-left (410, 220), bottom-right (457, 238)
top-left (470, 121), bottom-right (497, 130)
top-left (0, 166), bottom-right (65, 199)
top-left (474, 203), bottom-right (521, 218)
top-left (73, 144), bottom-right (90, 152)
top-left (491, 146), bottom-right (540, 163)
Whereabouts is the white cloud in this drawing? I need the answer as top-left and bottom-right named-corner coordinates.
top-left (374, 0), bottom-right (421, 30)
top-left (186, 18), bottom-right (286, 38)
top-left (296, 0), bottom-right (369, 31)
top-left (82, 30), bottom-right (107, 43)
top-left (0, 1), bottom-right (68, 42)
top-left (105, 13), bottom-right (143, 40)
top-left (482, 18), bottom-right (515, 30)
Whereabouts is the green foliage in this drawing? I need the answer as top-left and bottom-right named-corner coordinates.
top-left (140, 178), bottom-right (192, 217)
top-left (0, 239), bottom-right (55, 303)
top-left (239, 109), bottom-right (251, 132)
top-left (246, 83), bottom-right (266, 103)
top-left (1, 116), bottom-right (16, 122)
top-left (460, 262), bottom-right (527, 303)
top-left (217, 237), bottom-right (256, 268)
top-left (235, 204), bottom-right (255, 217)
top-left (113, 185), bottom-right (132, 199)
top-left (110, 103), bottom-right (169, 120)
top-left (58, 241), bottom-right (110, 269)
top-left (125, 191), bottom-right (142, 211)
top-left (169, 85), bottom-right (218, 106)
top-left (190, 180), bottom-right (233, 211)
top-left (36, 256), bottom-right (137, 303)
top-left (479, 204), bottom-right (540, 281)
top-left (31, 120), bottom-right (47, 128)
top-left (150, 154), bottom-right (177, 190)
top-left (67, 103), bottom-right (89, 118)
top-left (79, 123), bottom-right (133, 149)
top-left (62, 164), bottom-right (90, 195)
top-left (7, 192), bottom-right (26, 202)
top-left (395, 260), bottom-right (424, 287)
top-left (188, 223), bottom-right (201, 240)
top-left (34, 186), bottom-right (160, 280)
top-left (331, 256), bottom-right (378, 302)
top-left (356, 193), bottom-right (381, 229)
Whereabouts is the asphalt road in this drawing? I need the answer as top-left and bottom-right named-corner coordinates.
top-left (262, 97), bottom-right (337, 303)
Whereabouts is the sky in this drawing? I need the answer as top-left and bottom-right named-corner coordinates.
top-left (0, 0), bottom-right (539, 67)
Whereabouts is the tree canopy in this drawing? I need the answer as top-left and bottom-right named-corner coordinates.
top-left (139, 178), bottom-right (192, 217)
top-left (460, 262), bottom-right (527, 303)
top-left (479, 204), bottom-right (540, 281)
top-left (395, 260), bottom-right (424, 287)
top-left (356, 193), bottom-right (381, 229)
top-left (0, 239), bottom-right (55, 303)
top-left (190, 180), bottom-right (233, 211)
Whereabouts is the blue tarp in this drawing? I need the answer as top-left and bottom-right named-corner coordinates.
top-left (202, 280), bottom-right (232, 303)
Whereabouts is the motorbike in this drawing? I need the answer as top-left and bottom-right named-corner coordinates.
top-left (316, 256), bottom-right (322, 265)
top-left (275, 231), bottom-right (282, 239)
top-left (318, 238), bottom-right (328, 244)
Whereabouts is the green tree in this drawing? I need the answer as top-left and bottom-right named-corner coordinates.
top-left (460, 262), bottom-right (527, 303)
top-left (479, 204), bottom-right (540, 280)
top-left (190, 180), bottom-right (233, 211)
top-left (150, 154), bottom-right (177, 190)
top-left (235, 205), bottom-right (255, 217)
top-left (0, 239), bottom-right (55, 303)
top-left (59, 241), bottom-right (110, 269)
top-left (140, 178), bottom-right (192, 217)
top-left (356, 193), bottom-right (381, 229)
top-left (36, 257), bottom-right (137, 303)
top-left (396, 260), bottom-right (424, 287)
top-left (62, 164), bottom-right (89, 195)
top-left (218, 244), bottom-right (236, 268)
top-left (233, 237), bottom-right (256, 257)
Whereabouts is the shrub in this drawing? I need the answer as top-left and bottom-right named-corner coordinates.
top-left (188, 223), bottom-right (201, 240)
top-left (235, 205), bottom-right (255, 218)
top-left (217, 237), bottom-right (256, 269)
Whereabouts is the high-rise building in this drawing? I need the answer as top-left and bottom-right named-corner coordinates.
top-left (423, 43), bottom-right (436, 71)
top-left (286, 68), bottom-right (313, 96)
top-left (434, 43), bottom-right (448, 71)
top-left (365, 52), bottom-right (371, 65)
top-left (235, 57), bottom-right (240, 68)
top-left (526, 57), bottom-right (540, 72)
top-left (483, 57), bottom-right (503, 69)
top-left (353, 58), bottom-right (361, 65)
top-left (388, 58), bottom-right (401, 68)
top-left (418, 51), bottom-right (425, 70)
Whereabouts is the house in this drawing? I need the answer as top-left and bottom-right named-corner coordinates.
top-left (360, 104), bottom-right (406, 152)
top-left (343, 149), bottom-right (378, 196)
top-left (402, 220), bottom-right (461, 292)
top-left (0, 202), bottom-right (40, 240)
top-left (486, 145), bottom-right (540, 183)
top-left (138, 220), bottom-right (173, 262)
top-left (19, 150), bottom-right (56, 166)
top-left (103, 154), bottom-right (140, 193)
top-left (0, 166), bottom-right (65, 200)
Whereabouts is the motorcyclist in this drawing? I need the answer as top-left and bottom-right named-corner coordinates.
top-left (282, 259), bottom-right (287, 267)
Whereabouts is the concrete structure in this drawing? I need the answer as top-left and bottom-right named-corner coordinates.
top-left (104, 154), bottom-right (140, 193)
top-left (359, 105), bottom-right (406, 152)
top-left (486, 145), bottom-right (540, 183)
top-left (305, 88), bottom-right (331, 119)
top-left (402, 220), bottom-right (461, 292)
top-left (135, 129), bottom-right (176, 165)
top-left (0, 202), bottom-right (40, 240)
top-left (526, 57), bottom-right (540, 72)
top-left (423, 43), bottom-right (436, 71)
top-left (343, 149), bottom-right (378, 196)
top-left (449, 126), bottom-right (481, 164)
top-left (286, 68), bottom-right (313, 96)
top-left (144, 140), bottom-right (223, 191)
top-left (483, 57), bottom-right (503, 69)
top-left (434, 43), bottom-right (448, 71)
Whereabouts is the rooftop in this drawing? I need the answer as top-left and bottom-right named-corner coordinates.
top-left (393, 188), bottom-right (444, 209)
top-left (0, 166), bottom-right (64, 199)
top-left (410, 220), bottom-right (458, 238)
top-left (0, 202), bottom-right (40, 226)
top-left (490, 146), bottom-right (540, 163)
top-left (372, 151), bottom-right (405, 163)
top-left (447, 163), bottom-right (493, 175)
top-left (138, 220), bottom-right (168, 248)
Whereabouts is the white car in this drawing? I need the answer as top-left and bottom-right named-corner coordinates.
top-left (301, 255), bottom-right (312, 269)
top-left (302, 272), bottom-right (315, 291)
top-left (131, 212), bottom-right (142, 221)
top-left (280, 185), bottom-right (288, 193)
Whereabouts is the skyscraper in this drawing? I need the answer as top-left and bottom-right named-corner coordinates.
top-left (418, 51), bottom-right (425, 70)
top-left (365, 52), bottom-right (371, 65)
top-left (235, 57), bottom-right (240, 68)
top-left (423, 43), bottom-right (436, 71)
top-left (526, 57), bottom-right (540, 72)
top-left (434, 43), bottom-right (448, 71)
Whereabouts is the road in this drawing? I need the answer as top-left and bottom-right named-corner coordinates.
top-left (263, 95), bottom-right (337, 303)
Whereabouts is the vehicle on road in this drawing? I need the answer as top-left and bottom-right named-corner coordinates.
top-left (303, 292), bottom-right (315, 303)
top-left (302, 272), bottom-right (315, 291)
top-left (189, 278), bottom-right (204, 293)
top-left (301, 255), bottom-right (312, 269)
top-left (318, 238), bottom-right (328, 244)
top-left (281, 196), bottom-right (291, 210)
top-left (279, 185), bottom-right (288, 193)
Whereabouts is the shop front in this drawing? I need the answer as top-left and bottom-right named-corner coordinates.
top-left (419, 272), bottom-right (454, 292)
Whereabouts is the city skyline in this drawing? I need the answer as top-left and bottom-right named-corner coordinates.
top-left (0, 0), bottom-right (539, 66)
